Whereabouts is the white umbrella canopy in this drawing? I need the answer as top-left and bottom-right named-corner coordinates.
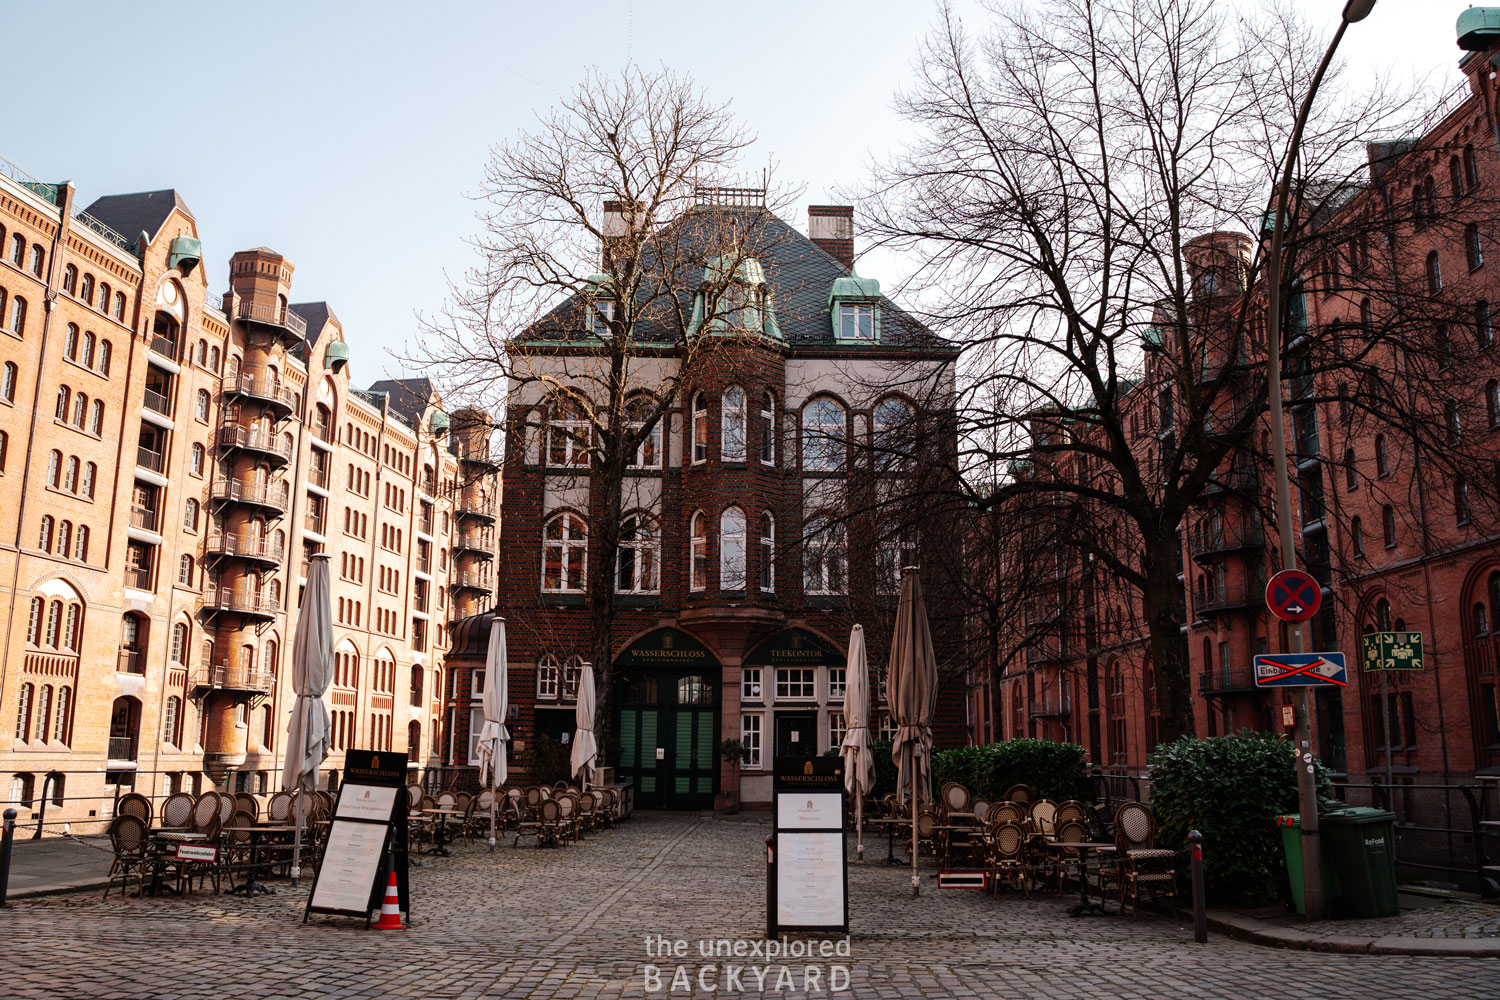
top-left (889, 566), bottom-right (939, 896)
top-left (282, 553), bottom-right (333, 882)
top-left (477, 617), bottom-right (510, 850)
top-left (840, 625), bottom-right (876, 859)
top-left (570, 663), bottom-right (598, 788)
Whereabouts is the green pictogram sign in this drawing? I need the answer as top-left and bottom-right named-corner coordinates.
top-left (1361, 631), bottom-right (1424, 671)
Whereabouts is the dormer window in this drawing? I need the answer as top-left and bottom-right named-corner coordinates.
top-left (593, 301), bottom-right (615, 338)
top-left (829, 273), bottom-right (881, 343)
top-left (840, 303), bottom-right (875, 340)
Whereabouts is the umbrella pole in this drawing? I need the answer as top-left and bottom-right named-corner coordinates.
top-left (291, 806), bottom-right (303, 886)
top-left (910, 749), bottom-right (920, 898)
top-left (855, 777), bottom-right (864, 861)
top-left (488, 768), bottom-right (497, 852)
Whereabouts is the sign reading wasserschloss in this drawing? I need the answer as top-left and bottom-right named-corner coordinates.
top-left (1361, 631), bottom-right (1425, 672)
top-left (616, 628), bottom-right (716, 667)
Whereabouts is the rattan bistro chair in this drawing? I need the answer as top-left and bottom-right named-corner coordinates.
top-left (1029, 799), bottom-right (1059, 838)
top-left (986, 820), bottom-right (1033, 897)
top-left (988, 801), bottom-right (1027, 827)
top-left (190, 792), bottom-right (221, 833)
top-left (940, 782), bottom-right (971, 815)
top-left (117, 792), bottom-right (152, 827)
top-left (159, 792), bottom-right (194, 830)
top-left (1050, 818), bottom-right (1090, 894)
top-left (103, 815), bottom-right (152, 900)
top-left (1004, 783), bottom-right (1034, 804)
top-left (1111, 802), bottom-right (1179, 920)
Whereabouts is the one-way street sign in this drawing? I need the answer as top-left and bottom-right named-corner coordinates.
top-left (1252, 652), bottom-right (1348, 688)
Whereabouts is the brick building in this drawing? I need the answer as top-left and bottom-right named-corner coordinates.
top-left (0, 155), bottom-right (499, 829)
top-left (969, 15), bottom-right (1500, 789)
top-left (442, 193), bottom-right (964, 809)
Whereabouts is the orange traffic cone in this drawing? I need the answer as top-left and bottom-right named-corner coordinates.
top-left (371, 871), bottom-right (405, 930)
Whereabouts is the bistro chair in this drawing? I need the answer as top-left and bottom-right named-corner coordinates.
top-left (575, 789), bottom-right (597, 835)
top-left (190, 792), bottom-right (221, 833)
top-left (1029, 799), bottom-right (1059, 838)
top-left (103, 815), bottom-right (151, 900)
top-left (267, 790), bottom-right (293, 824)
top-left (117, 792), bottom-right (152, 827)
top-left (405, 783), bottom-right (424, 811)
top-left (1050, 818), bottom-right (1090, 894)
top-left (915, 808), bottom-right (948, 869)
top-left (555, 792), bottom-right (579, 845)
top-left (1112, 802), bottom-right (1179, 920)
top-left (233, 792), bottom-right (260, 823)
top-left (222, 809), bottom-right (258, 889)
top-left (970, 798), bottom-right (992, 827)
top-left (941, 782), bottom-right (971, 816)
top-left (988, 801), bottom-right (1027, 827)
top-left (523, 786), bottom-right (544, 819)
top-left (1055, 799), bottom-right (1089, 832)
top-left (986, 820), bottom-right (1033, 897)
top-left (1003, 784), bottom-right (1034, 804)
top-left (159, 792), bottom-right (194, 831)
top-left (216, 791), bottom-right (236, 831)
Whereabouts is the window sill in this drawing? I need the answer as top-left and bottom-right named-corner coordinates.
top-left (63, 356), bottom-right (108, 381)
top-left (805, 595), bottom-right (848, 609)
top-left (617, 594), bottom-right (660, 609)
top-left (541, 592), bottom-right (586, 607)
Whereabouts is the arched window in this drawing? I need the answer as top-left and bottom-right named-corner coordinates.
top-left (1467, 223), bottom-right (1484, 271)
top-left (62, 264), bottom-right (77, 294)
top-left (98, 340), bottom-right (111, 375)
top-left (28, 244), bottom-right (43, 276)
top-left (1489, 381), bottom-right (1500, 428)
top-left (1, 361), bottom-right (14, 401)
top-left (1343, 447), bottom-right (1357, 491)
top-left (1375, 434), bottom-right (1389, 477)
top-left (189, 443), bottom-right (204, 475)
top-left (409, 665), bottom-right (423, 707)
top-left (537, 654), bottom-right (560, 699)
top-left (195, 389), bottom-right (210, 421)
top-left (1450, 156), bottom-right (1464, 200)
top-left (82, 330), bottom-right (95, 367)
top-left (113, 291), bottom-right (125, 320)
top-left (89, 399), bottom-right (103, 435)
top-left (196, 340), bottom-right (207, 367)
top-left (615, 512), bottom-right (660, 594)
top-left (79, 272), bottom-right (94, 305)
top-left (801, 398), bottom-right (846, 471)
top-left (546, 397), bottom-right (590, 467)
top-left (1456, 475), bottom-right (1472, 525)
top-left (34, 686), bottom-right (51, 743)
top-left (759, 391), bottom-right (775, 465)
top-left (74, 525), bottom-right (88, 561)
top-left (55, 386), bottom-right (69, 421)
top-left (722, 386), bottom-right (746, 462)
top-left (1350, 516), bottom-right (1364, 557)
top-left (1478, 300), bottom-right (1493, 347)
top-left (1425, 175), bottom-right (1438, 218)
top-left (720, 506), bottom-right (746, 590)
top-left (26, 597), bottom-right (43, 645)
top-left (7, 233), bottom-right (22, 265)
top-left (98, 282), bottom-right (110, 310)
top-left (1446, 402), bottom-right (1462, 445)
top-left (690, 511), bottom-right (708, 591)
top-left (63, 324), bottom-right (78, 360)
top-left (164, 696), bottom-right (181, 747)
top-left (1382, 504), bottom-right (1397, 548)
top-left (184, 498), bottom-right (199, 531)
top-left (759, 512), bottom-right (775, 592)
top-left (874, 398), bottom-right (915, 471)
top-left (178, 554), bottom-right (195, 586)
top-left (15, 683), bottom-right (32, 741)
top-left (624, 396), bottom-right (661, 469)
top-left (691, 392), bottom-right (708, 463)
top-left (54, 688), bottom-right (69, 745)
top-left (0, 429), bottom-right (6, 472)
top-left (64, 456), bottom-right (79, 493)
top-left (803, 513), bottom-right (847, 594)
top-left (56, 521), bottom-right (70, 556)
top-left (171, 622), bottom-right (188, 665)
top-left (541, 512), bottom-right (587, 592)
top-left (9, 295), bottom-right (26, 336)
top-left (46, 450), bottom-right (60, 487)
top-left (45, 600), bottom-right (62, 647)
top-left (38, 515), bottom-right (53, 552)
top-left (71, 392), bottom-right (86, 427)
top-left (1427, 251), bottom-right (1442, 294)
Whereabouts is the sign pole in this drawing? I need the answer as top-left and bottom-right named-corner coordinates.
top-left (1381, 670), bottom-right (1394, 803)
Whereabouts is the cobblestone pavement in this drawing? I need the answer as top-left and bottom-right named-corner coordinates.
top-left (7, 813), bottom-right (1500, 999)
top-left (1218, 892), bottom-right (1500, 940)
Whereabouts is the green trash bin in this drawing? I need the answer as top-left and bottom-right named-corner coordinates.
top-left (1277, 814), bottom-right (1340, 915)
top-left (1320, 807), bottom-right (1400, 918)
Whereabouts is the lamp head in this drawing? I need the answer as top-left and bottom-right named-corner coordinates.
top-left (1342, 0), bottom-right (1375, 23)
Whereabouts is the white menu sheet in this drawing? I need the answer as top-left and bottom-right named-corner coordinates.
top-left (776, 791), bottom-right (843, 830)
top-left (776, 832), bottom-right (845, 927)
top-left (310, 820), bottom-right (388, 913)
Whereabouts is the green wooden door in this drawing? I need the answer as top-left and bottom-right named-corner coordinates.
top-left (614, 668), bottom-right (719, 810)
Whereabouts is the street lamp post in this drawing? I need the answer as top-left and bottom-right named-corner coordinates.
top-left (1264, 0), bottom-right (1375, 923)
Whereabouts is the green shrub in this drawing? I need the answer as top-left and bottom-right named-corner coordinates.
top-left (1148, 730), bottom-right (1332, 905)
top-left (824, 739), bottom-right (900, 797)
top-left (931, 739), bottom-right (1087, 802)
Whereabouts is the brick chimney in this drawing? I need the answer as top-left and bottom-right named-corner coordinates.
top-left (808, 205), bottom-right (854, 269)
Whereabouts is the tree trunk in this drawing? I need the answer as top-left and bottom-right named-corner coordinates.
top-left (1143, 530), bottom-right (1193, 744)
top-left (588, 454), bottom-right (626, 763)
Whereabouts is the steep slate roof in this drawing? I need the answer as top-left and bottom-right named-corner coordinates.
top-left (290, 301), bottom-right (334, 347)
top-left (82, 190), bottom-right (194, 243)
top-left (531, 207), bottom-right (945, 351)
top-left (367, 378), bottom-right (436, 427)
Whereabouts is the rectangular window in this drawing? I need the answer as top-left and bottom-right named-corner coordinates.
top-left (740, 714), bottom-right (763, 769)
top-left (467, 707), bottom-right (485, 765)
top-left (741, 667), bottom-right (763, 703)
top-left (877, 711), bottom-right (898, 742)
top-left (828, 710), bottom-right (847, 749)
top-left (775, 668), bottom-right (816, 701)
top-left (839, 302), bottom-right (875, 340)
top-left (827, 667), bottom-right (846, 702)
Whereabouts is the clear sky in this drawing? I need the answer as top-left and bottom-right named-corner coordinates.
top-left (0, 1), bottom-right (1477, 384)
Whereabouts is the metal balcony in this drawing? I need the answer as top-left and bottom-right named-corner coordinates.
top-left (454, 531), bottom-right (495, 558)
top-left (123, 566), bottom-right (152, 590)
top-left (201, 585), bottom-right (279, 620)
top-left (234, 297), bottom-right (308, 340)
top-left (191, 663), bottom-right (275, 695)
top-left (1028, 697), bottom-right (1073, 718)
top-left (136, 447), bottom-right (166, 473)
top-left (142, 387), bottom-right (172, 416)
top-left (116, 649), bottom-right (145, 674)
top-left (222, 373), bottom-right (297, 416)
top-left (148, 335), bottom-right (179, 361)
top-left (1197, 463), bottom-right (1259, 503)
top-left (107, 736), bottom-right (138, 762)
top-left (456, 496), bottom-right (497, 523)
top-left (1195, 581), bottom-right (1258, 617)
top-left (450, 571), bottom-right (492, 592)
top-left (1190, 523), bottom-right (1264, 563)
top-left (218, 423), bottom-right (292, 465)
top-left (1199, 667), bottom-right (1261, 697)
top-left (1024, 640), bottom-right (1071, 666)
top-left (210, 479), bottom-right (290, 515)
top-left (129, 506), bottom-right (160, 532)
top-left (205, 532), bottom-right (284, 565)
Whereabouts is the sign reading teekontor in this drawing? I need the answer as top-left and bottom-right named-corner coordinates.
top-left (1253, 652), bottom-right (1348, 688)
top-left (1361, 631), bottom-right (1425, 671)
top-left (1265, 569), bottom-right (1322, 622)
top-left (744, 628), bottom-right (846, 669)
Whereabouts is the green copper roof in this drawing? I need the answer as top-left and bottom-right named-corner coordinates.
top-left (168, 235), bottom-right (201, 275)
top-left (429, 410), bottom-right (450, 434)
top-left (325, 341), bottom-right (350, 368)
top-left (827, 273), bottom-right (880, 305)
top-left (1458, 7), bottom-right (1500, 50)
top-left (702, 256), bottom-right (766, 287)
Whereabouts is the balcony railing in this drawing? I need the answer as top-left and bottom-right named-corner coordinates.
top-left (107, 736), bottom-right (138, 761)
top-left (205, 531), bottom-right (284, 563)
top-left (451, 571), bottom-right (491, 590)
top-left (210, 479), bottom-right (290, 513)
top-left (455, 531), bottom-right (495, 555)
top-left (192, 663), bottom-right (275, 694)
top-left (1199, 462), bottom-right (1258, 500)
top-left (234, 297), bottom-right (308, 338)
top-left (416, 554), bottom-right (432, 574)
top-left (218, 423), bottom-right (292, 462)
top-left (116, 649), bottom-right (145, 674)
top-left (304, 511), bottom-right (325, 535)
top-left (1199, 667), bottom-right (1261, 696)
top-left (129, 506), bottom-right (160, 532)
top-left (308, 464), bottom-right (330, 489)
top-left (310, 420), bottom-right (334, 444)
top-left (148, 335), bottom-right (179, 360)
top-left (1189, 522), bottom-right (1264, 561)
top-left (222, 373), bottom-right (297, 411)
top-left (202, 585), bottom-right (279, 618)
top-left (418, 516), bottom-right (435, 536)
top-left (136, 447), bottom-right (165, 473)
top-left (123, 566), bottom-right (152, 590)
top-left (142, 387), bottom-right (171, 416)
top-left (1028, 696), bottom-right (1073, 717)
top-left (1024, 639), bottom-right (1070, 665)
top-left (457, 495), bottom-right (496, 521)
top-left (1196, 580), bottom-right (1258, 616)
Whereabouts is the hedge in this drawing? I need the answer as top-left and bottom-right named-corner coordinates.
top-left (931, 739), bottom-right (1087, 802)
top-left (1148, 730), bottom-right (1332, 904)
top-left (825, 739), bottom-right (901, 797)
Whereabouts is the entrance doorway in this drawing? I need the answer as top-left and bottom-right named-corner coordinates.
top-left (614, 668), bottom-right (720, 809)
top-left (775, 712), bottom-right (818, 760)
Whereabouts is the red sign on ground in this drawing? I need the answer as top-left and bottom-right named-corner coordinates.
top-left (1265, 569), bottom-right (1321, 622)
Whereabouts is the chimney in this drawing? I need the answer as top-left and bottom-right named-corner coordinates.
top-left (808, 205), bottom-right (854, 270)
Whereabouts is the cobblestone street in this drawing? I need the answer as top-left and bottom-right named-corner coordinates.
top-left (5, 813), bottom-right (1499, 999)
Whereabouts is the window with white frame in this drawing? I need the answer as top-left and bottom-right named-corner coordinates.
top-left (878, 711), bottom-right (898, 741)
top-left (741, 666), bottom-right (764, 702)
top-left (801, 398), bottom-right (845, 471)
top-left (625, 396), bottom-right (662, 469)
top-left (616, 512), bottom-right (660, 594)
top-left (828, 667), bottom-right (847, 702)
top-left (468, 707), bottom-right (485, 765)
top-left (759, 512), bottom-right (774, 592)
top-left (691, 393), bottom-right (708, 463)
top-left (547, 398), bottom-right (591, 467)
top-left (839, 302), bottom-right (875, 340)
top-left (592, 300), bottom-right (615, 338)
top-left (740, 714), bottom-right (763, 768)
top-left (829, 710), bottom-right (847, 748)
top-left (802, 514), bottom-right (846, 594)
top-left (759, 391), bottom-right (775, 465)
top-left (542, 512), bottom-right (587, 592)
top-left (876, 532), bottom-right (918, 594)
top-left (536, 656), bottom-right (559, 700)
top-left (722, 386), bottom-right (746, 462)
top-left (719, 507), bottom-right (746, 591)
top-left (562, 655), bottom-right (583, 701)
top-left (776, 667), bottom-right (816, 700)
top-left (690, 511), bottom-right (708, 591)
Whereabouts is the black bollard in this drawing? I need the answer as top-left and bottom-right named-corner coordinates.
top-left (1189, 829), bottom-right (1207, 943)
top-left (1, 808), bottom-right (16, 908)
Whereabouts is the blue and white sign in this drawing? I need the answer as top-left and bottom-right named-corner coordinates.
top-left (1253, 652), bottom-right (1348, 688)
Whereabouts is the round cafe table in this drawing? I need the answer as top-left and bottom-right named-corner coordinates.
top-left (1044, 841), bottom-right (1116, 917)
top-left (224, 824), bottom-right (295, 897)
top-left (424, 807), bottom-right (464, 856)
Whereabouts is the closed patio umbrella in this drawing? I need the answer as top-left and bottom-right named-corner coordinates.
top-left (889, 566), bottom-right (938, 897)
top-left (570, 662), bottom-right (598, 789)
top-left (282, 552), bottom-right (333, 884)
top-left (840, 625), bottom-right (876, 860)
top-left (476, 616), bottom-right (510, 851)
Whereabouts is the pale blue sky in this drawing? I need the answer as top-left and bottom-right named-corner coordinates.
top-left (0, 1), bottom-right (1473, 382)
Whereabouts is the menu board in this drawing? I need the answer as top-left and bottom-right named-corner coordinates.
top-left (776, 832), bottom-right (846, 926)
top-left (777, 792), bottom-right (843, 830)
top-left (310, 820), bottom-right (388, 913)
top-left (335, 784), bottom-right (398, 821)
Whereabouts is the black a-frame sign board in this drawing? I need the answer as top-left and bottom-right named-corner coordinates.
top-left (304, 749), bottom-right (410, 926)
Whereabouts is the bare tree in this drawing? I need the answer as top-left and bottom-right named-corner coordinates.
top-left (852, 0), bottom-right (1491, 746)
top-left (415, 66), bottom-right (796, 735)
